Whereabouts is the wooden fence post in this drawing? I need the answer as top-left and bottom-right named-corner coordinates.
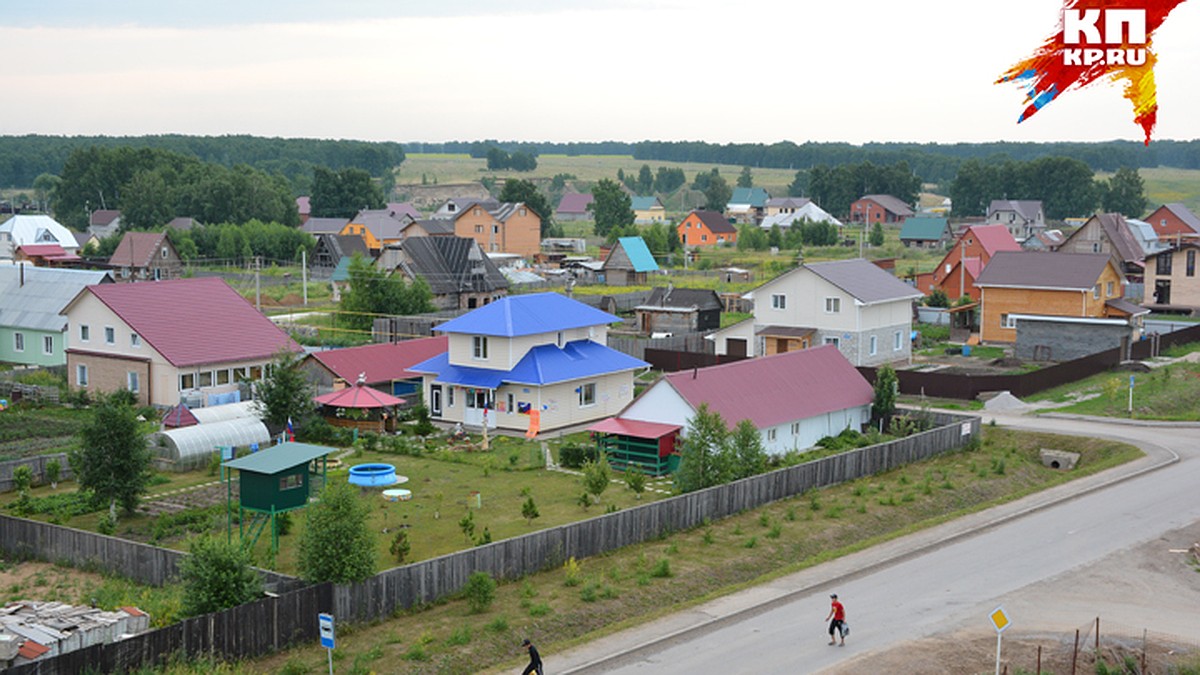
top-left (1071, 628), bottom-right (1079, 675)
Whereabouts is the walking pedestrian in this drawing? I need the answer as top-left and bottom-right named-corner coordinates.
top-left (521, 638), bottom-right (544, 675)
top-left (825, 593), bottom-right (847, 646)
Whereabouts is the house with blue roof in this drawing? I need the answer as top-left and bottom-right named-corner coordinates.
top-left (631, 196), bottom-right (666, 224)
top-left (602, 237), bottom-right (660, 286)
top-left (408, 292), bottom-right (649, 433)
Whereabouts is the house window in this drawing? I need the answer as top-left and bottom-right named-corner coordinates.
top-left (1093, 284), bottom-right (1100, 299)
top-left (121, 267), bottom-right (130, 278)
top-left (824, 297), bottom-right (841, 313)
top-left (475, 225), bottom-right (484, 234)
top-left (1188, 250), bottom-right (1196, 277)
top-left (448, 387), bottom-right (455, 407)
top-left (519, 208), bottom-right (527, 217)
top-left (105, 326), bottom-right (115, 345)
top-left (507, 392), bottom-right (514, 414)
top-left (869, 335), bottom-right (878, 355)
top-left (701, 234), bottom-right (708, 242)
top-left (473, 336), bottom-right (489, 360)
top-left (492, 225), bottom-right (500, 234)
top-left (131, 332), bottom-right (141, 348)
top-left (198, 371), bottom-right (213, 387)
top-left (76, 364), bottom-right (89, 387)
top-left (180, 373), bottom-right (195, 390)
top-left (771, 294), bottom-right (786, 310)
top-left (80, 325), bottom-right (90, 342)
top-left (791, 422), bottom-right (800, 435)
top-left (233, 366), bottom-right (248, 380)
top-left (1106, 281), bottom-right (1114, 296)
top-left (823, 336), bottom-right (840, 348)
top-left (127, 372), bottom-right (140, 393)
top-left (767, 428), bottom-right (777, 442)
top-left (13, 332), bottom-right (23, 352)
top-left (249, 365), bottom-right (263, 380)
top-left (1002, 314), bottom-right (1017, 329)
top-left (579, 382), bottom-right (596, 407)
top-left (216, 369), bottom-right (231, 385)
top-left (894, 330), bottom-right (902, 351)
top-left (161, 247), bottom-right (168, 259)
top-left (1092, 242), bottom-right (1102, 253)
top-left (43, 335), bottom-right (53, 355)
top-left (556, 331), bottom-right (564, 347)
top-left (1157, 252), bottom-right (1172, 275)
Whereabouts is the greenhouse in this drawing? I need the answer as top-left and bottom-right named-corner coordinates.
top-left (191, 400), bottom-right (259, 425)
top-left (153, 417), bottom-right (271, 471)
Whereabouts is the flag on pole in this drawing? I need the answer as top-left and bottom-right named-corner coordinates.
top-left (286, 417), bottom-right (295, 441)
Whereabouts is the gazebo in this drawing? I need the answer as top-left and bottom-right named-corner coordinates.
top-left (313, 375), bottom-right (406, 434)
top-left (222, 441), bottom-right (336, 554)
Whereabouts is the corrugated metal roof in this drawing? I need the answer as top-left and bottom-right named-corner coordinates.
top-left (395, 236), bottom-right (508, 295)
top-left (686, 210), bottom-right (737, 234)
top-left (644, 287), bottom-right (721, 311)
top-left (987, 199), bottom-right (1042, 222)
top-left (557, 193), bottom-right (594, 214)
top-left (975, 250), bottom-right (1112, 290)
top-left (729, 187), bottom-right (770, 208)
top-left (107, 231), bottom-right (170, 268)
top-left (300, 218), bottom-right (350, 235)
top-left (899, 217), bottom-right (950, 241)
top-left (0, 215), bottom-right (79, 250)
top-left (630, 196), bottom-right (662, 211)
top-left (662, 344), bottom-right (872, 430)
top-left (308, 336), bottom-right (448, 385)
top-left (433, 292), bottom-right (621, 337)
top-left (859, 195), bottom-right (914, 217)
top-left (0, 266), bottom-right (112, 332)
top-left (588, 417), bottom-right (680, 438)
top-left (313, 383), bottom-right (405, 408)
top-left (410, 339), bottom-right (646, 387)
top-left (609, 237), bottom-right (659, 273)
top-left (82, 277), bottom-right (300, 367)
top-left (964, 224), bottom-right (1022, 256)
top-left (803, 259), bottom-right (924, 305)
top-left (222, 441), bottom-right (336, 475)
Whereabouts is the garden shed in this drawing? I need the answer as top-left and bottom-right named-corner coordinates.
top-left (222, 441), bottom-right (335, 553)
top-left (153, 417), bottom-right (270, 471)
top-left (587, 418), bottom-right (681, 476)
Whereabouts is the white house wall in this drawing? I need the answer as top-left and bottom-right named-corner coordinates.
top-left (447, 325), bottom-right (608, 370)
top-left (711, 320), bottom-right (758, 357)
top-left (619, 380), bottom-right (695, 431)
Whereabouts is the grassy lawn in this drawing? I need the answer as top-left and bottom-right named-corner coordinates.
top-left (1028, 361), bottom-right (1200, 420)
top-left (114, 426), bottom-right (1140, 674)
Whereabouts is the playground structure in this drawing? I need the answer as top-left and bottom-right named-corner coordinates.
top-left (221, 441), bottom-right (336, 554)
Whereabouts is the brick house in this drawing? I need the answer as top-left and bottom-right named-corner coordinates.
top-left (849, 195), bottom-right (913, 225)
top-left (1143, 203), bottom-right (1200, 239)
top-left (107, 231), bottom-right (183, 282)
top-left (677, 210), bottom-right (737, 247)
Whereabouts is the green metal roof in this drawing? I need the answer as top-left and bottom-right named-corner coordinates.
top-left (222, 441), bottom-right (336, 475)
top-left (899, 216), bottom-right (950, 241)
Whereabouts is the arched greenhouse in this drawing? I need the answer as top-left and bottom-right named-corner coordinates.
top-left (153, 417), bottom-right (270, 471)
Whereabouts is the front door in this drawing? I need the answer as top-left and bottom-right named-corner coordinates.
top-left (430, 385), bottom-right (443, 417)
top-left (464, 389), bottom-right (496, 428)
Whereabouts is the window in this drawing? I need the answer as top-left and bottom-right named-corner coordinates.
top-left (131, 332), bottom-right (141, 348)
top-left (180, 373), bottom-right (195, 390)
top-left (279, 474), bottom-right (303, 491)
top-left (76, 364), bottom-right (89, 387)
top-left (701, 234), bottom-right (708, 242)
top-left (105, 326), bottom-right (115, 345)
top-left (233, 366), bottom-right (248, 381)
top-left (1106, 281), bottom-right (1114, 296)
top-left (80, 324), bottom-right (90, 342)
top-left (127, 372), bottom-right (140, 393)
top-left (198, 371), bottom-right (213, 387)
top-left (824, 297), bottom-right (841, 313)
top-left (869, 335), bottom-right (878, 355)
top-left (1002, 313), bottom-right (1017, 329)
top-left (791, 422), bottom-right (800, 435)
top-left (578, 382), bottom-right (596, 407)
top-left (448, 387), bottom-right (455, 407)
top-left (767, 428), bottom-right (777, 441)
top-left (472, 336), bottom-right (489, 360)
top-left (216, 369), bottom-right (231, 385)
top-left (1157, 252), bottom-right (1173, 275)
top-left (1188, 250), bottom-right (1196, 277)
top-left (161, 247), bottom-right (168, 259)
top-left (823, 336), bottom-right (840, 348)
top-left (492, 225), bottom-right (500, 234)
top-left (249, 365), bottom-right (263, 380)
top-left (1091, 242), bottom-right (1102, 253)
top-left (507, 392), bottom-right (514, 414)
top-left (556, 331), bottom-right (564, 347)
top-left (13, 332), bottom-right (23, 352)
top-left (43, 335), bottom-right (53, 355)
top-left (771, 294), bottom-right (786, 310)
top-left (1093, 284), bottom-right (1100, 299)
top-left (475, 225), bottom-right (483, 234)
top-left (519, 207), bottom-right (526, 217)
top-left (894, 330), bottom-right (903, 351)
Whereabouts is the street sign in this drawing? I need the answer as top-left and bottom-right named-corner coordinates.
top-left (990, 606), bottom-right (1010, 633)
top-left (318, 613), bottom-right (335, 649)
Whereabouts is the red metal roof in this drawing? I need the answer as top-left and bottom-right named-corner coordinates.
top-left (964, 224), bottom-right (1021, 257)
top-left (17, 243), bottom-right (80, 260)
top-left (108, 231), bottom-right (170, 267)
top-left (308, 336), bottom-right (448, 385)
top-left (557, 193), bottom-right (594, 214)
top-left (588, 417), bottom-right (681, 439)
top-left (83, 277), bottom-right (300, 367)
top-left (663, 345), bottom-right (873, 430)
top-left (162, 404), bottom-right (200, 428)
top-left (18, 639), bottom-right (50, 660)
top-left (313, 382), bottom-right (406, 408)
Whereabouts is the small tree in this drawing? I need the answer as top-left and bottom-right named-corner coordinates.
top-left (45, 460), bottom-right (61, 489)
top-left (297, 481), bottom-right (375, 583)
top-left (581, 454), bottom-right (611, 504)
top-left (459, 509), bottom-right (476, 543)
top-left (729, 419), bottom-right (768, 481)
top-left (926, 288), bottom-right (950, 308)
top-left (254, 349), bottom-right (315, 434)
top-left (389, 530), bottom-right (411, 564)
top-left (625, 470), bottom-right (647, 499)
top-left (869, 222), bottom-right (885, 247)
top-left (521, 496), bottom-right (540, 525)
top-left (12, 465), bottom-right (33, 494)
top-left (71, 395), bottom-right (152, 518)
top-left (873, 364), bottom-right (899, 425)
top-left (675, 404), bottom-right (732, 493)
top-left (463, 571), bottom-right (496, 613)
top-left (179, 536), bottom-right (263, 616)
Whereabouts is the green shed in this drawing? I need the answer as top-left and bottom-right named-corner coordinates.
top-left (222, 441), bottom-right (336, 553)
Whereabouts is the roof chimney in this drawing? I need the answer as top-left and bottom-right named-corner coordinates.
top-left (19, 262), bottom-right (24, 287)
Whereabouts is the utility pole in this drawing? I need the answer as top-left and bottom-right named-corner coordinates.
top-left (301, 249), bottom-right (308, 306)
top-left (255, 256), bottom-right (261, 312)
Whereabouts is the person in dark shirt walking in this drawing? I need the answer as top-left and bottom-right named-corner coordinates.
top-left (522, 638), bottom-right (544, 675)
top-left (825, 593), bottom-right (847, 646)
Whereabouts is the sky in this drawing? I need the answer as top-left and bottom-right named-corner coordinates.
top-left (4, 0), bottom-right (1199, 145)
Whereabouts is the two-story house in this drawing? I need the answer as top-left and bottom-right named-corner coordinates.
top-left (1147, 242), bottom-right (1200, 311)
top-left (986, 200), bottom-right (1045, 240)
top-left (0, 266), bottom-right (113, 367)
top-left (921, 224), bottom-right (1021, 301)
top-left (975, 251), bottom-right (1143, 349)
top-left (1057, 213), bottom-right (1160, 301)
top-left (677, 210), bottom-right (737, 247)
top-left (849, 195), bottom-right (913, 225)
top-left (0, 215), bottom-right (78, 261)
top-left (631, 196), bottom-right (666, 224)
top-left (408, 293), bottom-right (647, 434)
top-left (709, 258), bottom-right (922, 366)
top-left (107, 231), bottom-right (183, 282)
top-left (62, 277), bottom-right (300, 407)
top-left (1143, 203), bottom-right (1200, 239)
top-left (377, 236), bottom-right (509, 311)
top-left (446, 201), bottom-right (542, 258)
top-left (726, 187), bottom-right (770, 224)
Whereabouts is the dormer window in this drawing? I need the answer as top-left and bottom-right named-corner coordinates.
top-left (473, 336), bottom-right (489, 360)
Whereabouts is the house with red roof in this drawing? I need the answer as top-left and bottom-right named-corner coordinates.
top-left (61, 277), bottom-right (300, 407)
top-left (12, 243), bottom-right (82, 267)
top-left (301, 335), bottom-right (448, 399)
top-left (923, 224), bottom-right (1021, 301)
top-left (107, 231), bottom-right (183, 282)
top-left (849, 195), bottom-right (913, 225)
top-left (677, 210), bottom-right (737, 247)
top-left (556, 193), bottom-right (594, 221)
top-left (607, 345), bottom-right (873, 457)
top-left (1143, 203), bottom-right (1200, 239)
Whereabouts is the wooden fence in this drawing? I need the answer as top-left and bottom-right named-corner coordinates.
top-left (608, 333), bottom-right (715, 360)
top-left (858, 323), bottom-right (1200, 401)
top-left (0, 453), bottom-right (72, 493)
top-left (7, 412), bottom-right (978, 671)
top-left (643, 348), bottom-right (747, 373)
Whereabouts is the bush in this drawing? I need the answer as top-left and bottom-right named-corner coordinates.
top-left (390, 530), bottom-right (411, 564)
top-left (558, 443), bottom-right (598, 469)
top-left (463, 571), bottom-right (496, 613)
top-left (179, 536), bottom-right (263, 616)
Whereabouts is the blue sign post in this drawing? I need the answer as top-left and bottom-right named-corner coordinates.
top-left (318, 613), bottom-right (335, 673)
top-left (1128, 374), bottom-right (1135, 413)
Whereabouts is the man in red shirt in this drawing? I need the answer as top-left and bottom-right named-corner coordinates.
top-left (825, 593), bottom-right (847, 646)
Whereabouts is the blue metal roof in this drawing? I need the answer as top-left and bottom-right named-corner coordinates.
top-left (630, 196), bottom-right (660, 211)
top-left (433, 292), bottom-right (621, 337)
top-left (616, 237), bottom-right (660, 272)
top-left (409, 339), bottom-right (647, 387)
top-left (330, 256), bottom-right (352, 282)
top-left (729, 187), bottom-right (770, 207)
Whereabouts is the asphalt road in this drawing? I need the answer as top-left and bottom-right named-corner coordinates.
top-left (561, 414), bottom-right (1199, 675)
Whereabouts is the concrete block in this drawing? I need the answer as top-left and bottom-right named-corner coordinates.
top-left (1040, 449), bottom-right (1079, 470)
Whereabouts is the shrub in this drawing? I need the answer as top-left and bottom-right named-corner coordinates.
top-left (563, 557), bottom-right (582, 586)
top-left (274, 512), bottom-right (292, 537)
top-left (45, 460), bottom-right (61, 488)
top-left (521, 496), bottom-right (540, 524)
top-left (389, 530), bottom-right (411, 564)
top-left (179, 536), bottom-right (263, 616)
top-left (463, 571), bottom-right (496, 613)
top-left (581, 455), bottom-right (611, 504)
top-left (559, 443), bottom-right (598, 469)
top-left (12, 465), bottom-right (33, 493)
top-left (625, 470), bottom-right (646, 498)
top-left (650, 558), bottom-right (672, 578)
